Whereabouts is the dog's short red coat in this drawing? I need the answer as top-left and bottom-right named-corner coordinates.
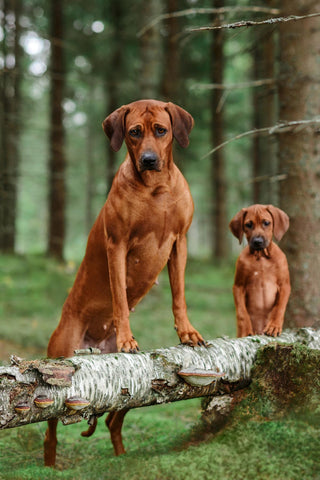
top-left (44, 100), bottom-right (204, 466)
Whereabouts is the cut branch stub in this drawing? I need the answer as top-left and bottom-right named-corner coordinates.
top-left (37, 364), bottom-right (76, 387)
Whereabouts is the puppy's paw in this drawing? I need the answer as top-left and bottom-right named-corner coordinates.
top-left (263, 322), bottom-right (282, 337)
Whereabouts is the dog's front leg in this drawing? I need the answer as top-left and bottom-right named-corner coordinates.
top-left (233, 284), bottom-right (254, 337)
top-left (264, 282), bottom-right (291, 337)
top-left (168, 235), bottom-right (205, 346)
top-left (107, 238), bottom-right (139, 352)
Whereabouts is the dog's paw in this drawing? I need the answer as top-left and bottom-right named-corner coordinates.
top-left (117, 336), bottom-right (140, 353)
top-left (178, 329), bottom-right (207, 347)
top-left (263, 323), bottom-right (282, 337)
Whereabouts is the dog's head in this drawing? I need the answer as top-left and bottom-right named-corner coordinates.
top-left (229, 204), bottom-right (289, 252)
top-left (102, 100), bottom-right (194, 174)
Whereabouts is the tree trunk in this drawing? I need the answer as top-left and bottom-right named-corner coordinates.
top-left (139, 0), bottom-right (163, 98)
top-left (278, 0), bottom-right (320, 327)
top-left (1, 328), bottom-right (319, 429)
top-left (105, 1), bottom-right (124, 194)
top-left (252, 9), bottom-right (277, 204)
top-left (0, 0), bottom-right (22, 253)
top-left (85, 80), bottom-right (95, 234)
top-left (161, 0), bottom-right (180, 103)
top-left (48, 0), bottom-right (66, 260)
top-left (210, 0), bottom-right (228, 261)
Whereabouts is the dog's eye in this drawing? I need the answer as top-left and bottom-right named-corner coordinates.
top-left (155, 126), bottom-right (167, 137)
top-left (129, 128), bottom-right (141, 138)
top-left (245, 221), bottom-right (253, 229)
top-left (263, 220), bottom-right (271, 227)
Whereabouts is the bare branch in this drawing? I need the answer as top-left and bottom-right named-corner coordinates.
top-left (233, 173), bottom-right (288, 187)
top-left (191, 78), bottom-right (275, 91)
top-left (202, 118), bottom-right (320, 158)
top-left (137, 6), bottom-right (280, 37)
top-left (186, 12), bottom-right (320, 34)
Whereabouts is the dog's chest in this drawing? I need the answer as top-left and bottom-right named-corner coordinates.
top-left (133, 190), bottom-right (191, 238)
top-left (246, 258), bottom-right (278, 311)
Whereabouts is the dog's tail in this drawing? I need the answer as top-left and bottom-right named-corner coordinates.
top-left (81, 416), bottom-right (98, 437)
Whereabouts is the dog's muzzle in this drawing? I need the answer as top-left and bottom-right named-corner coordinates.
top-left (139, 151), bottom-right (160, 172)
top-left (250, 236), bottom-right (267, 251)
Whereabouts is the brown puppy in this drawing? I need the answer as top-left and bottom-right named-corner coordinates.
top-left (44, 99), bottom-right (205, 466)
top-left (229, 204), bottom-right (291, 338)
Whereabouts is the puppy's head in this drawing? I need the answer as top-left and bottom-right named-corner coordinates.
top-left (229, 204), bottom-right (289, 251)
top-left (102, 100), bottom-right (194, 174)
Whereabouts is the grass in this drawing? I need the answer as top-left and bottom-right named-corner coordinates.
top-left (1, 254), bottom-right (320, 480)
top-left (0, 254), bottom-right (236, 357)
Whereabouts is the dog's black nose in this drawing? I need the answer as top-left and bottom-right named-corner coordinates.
top-left (251, 236), bottom-right (265, 250)
top-left (140, 152), bottom-right (159, 171)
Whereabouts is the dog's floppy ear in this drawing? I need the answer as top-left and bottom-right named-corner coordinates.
top-left (165, 102), bottom-right (194, 148)
top-left (267, 205), bottom-right (289, 242)
top-left (229, 208), bottom-right (247, 244)
top-left (102, 105), bottom-right (129, 152)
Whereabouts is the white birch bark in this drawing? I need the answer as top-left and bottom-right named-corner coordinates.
top-left (0, 328), bottom-right (319, 429)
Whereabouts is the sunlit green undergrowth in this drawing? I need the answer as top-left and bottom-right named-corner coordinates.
top-left (1, 400), bottom-right (319, 480)
top-left (2, 255), bottom-right (318, 480)
top-left (0, 254), bottom-right (236, 357)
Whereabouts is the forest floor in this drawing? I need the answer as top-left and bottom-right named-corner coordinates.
top-left (0, 255), bottom-right (319, 480)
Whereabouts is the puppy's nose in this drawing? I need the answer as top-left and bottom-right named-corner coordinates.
top-left (251, 236), bottom-right (265, 250)
top-left (140, 151), bottom-right (159, 170)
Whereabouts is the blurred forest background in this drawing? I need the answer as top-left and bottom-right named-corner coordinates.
top-left (1, 0), bottom-right (320, 326)
top-left (0, 2), bottom-right (320, 477)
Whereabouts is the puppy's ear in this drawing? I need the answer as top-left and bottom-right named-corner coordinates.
top-left (267, 205), bottom-right (289, 242)
top-left (102, 106), bottom-right (129, 152)
top-left (229, 209), bottom-right (247, 244)
top-left (165, 102), bottom-right (194, 148)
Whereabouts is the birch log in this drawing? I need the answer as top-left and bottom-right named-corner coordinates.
top-left (1, 328), bottom-right (319, 429)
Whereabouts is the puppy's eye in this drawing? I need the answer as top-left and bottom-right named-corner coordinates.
top-left (245, 221), bottom-right (253, 229)
top-left (263, 220), bottom-right (271, 227)
top-left (129, 128), bottom-right (141, 138)
top-left (155, 126), bottom-right (167, 137)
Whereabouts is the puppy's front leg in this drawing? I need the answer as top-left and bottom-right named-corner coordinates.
top-left (168, 235), bottom-right (205, 346)
top-left (107, 238), bottom-right (139, 352)
top-left (264, 282), bottom-right (291, 337)
top-left (233, 284), bottom-right (254, 337)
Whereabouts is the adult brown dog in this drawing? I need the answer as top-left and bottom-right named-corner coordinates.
top-left (44, 99), bottom-right (205, 466)
top-left (229, 204), bottom-right (291, 338)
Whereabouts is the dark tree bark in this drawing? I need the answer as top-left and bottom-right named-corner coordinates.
top-left (47, 0), bottom-right (66, 260)
top-left (105, 1), bottom-right (124, 193)
top-left (85, 79), bottom-right (95, 234)
top-left (210, 0), bottom-right (228, 261)
top-left (161, 0), bottom-right (180, 103)
top-left (139, 0), bottom-right (163, 98)
top-left (252, 17), bottom-right (277, 204)
top-left (278, 0), bottom-right (320, 327)
top-left (0, 0), bottom-right (22, 253)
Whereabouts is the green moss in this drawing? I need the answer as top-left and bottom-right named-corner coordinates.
top-left (248, 343), bottom-right (320, 418)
